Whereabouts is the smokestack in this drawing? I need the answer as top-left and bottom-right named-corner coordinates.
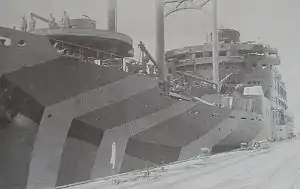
top-left (108, 0), bottom-right (117, 32)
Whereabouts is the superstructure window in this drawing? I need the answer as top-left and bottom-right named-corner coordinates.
top-left (268, 52), bottom-right (278, 58)
top-left (239, 50), bottom-right (248, 56)
top-left (219, 51), bottom-right (227, 56)
top-left (203, 51), bottom-right (212, 57)
top-left (176, 54), bottom-right (186, 60)
top-left (195, 52), bottom-right (203, 58)
top-left (167, 57), bottom-right (174, 62)
top-left (225, 63), bottom-right (229, 69)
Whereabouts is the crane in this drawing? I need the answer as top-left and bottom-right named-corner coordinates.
top-left (30, 13), bottom-right (58, 28)
top-left (138, 41), bottom-right (161, 73)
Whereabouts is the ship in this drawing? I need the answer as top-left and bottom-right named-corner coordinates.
top-left (166, 28), bottom-right (295, 153)
top-left (0, 2), bottom-right (294, 189)
top-left (0, 7), bottom-right (234, 189)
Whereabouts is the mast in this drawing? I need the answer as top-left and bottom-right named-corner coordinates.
top-left (212, 0), bottom-right (219, 90)
top-left (108, 0), bottom-right (117, 32)
top-left (156, 0), bottom-right (167, 84)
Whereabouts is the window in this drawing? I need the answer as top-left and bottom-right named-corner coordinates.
top-left (225, 63), bottom-right (229, 69)
top-left (176, 54), bottom-right (186, 60)
top-left (203, 51), bottom-right (212, 57)
top-left (167, 57), bottom-right (174, 62)
top-left (18, 40), bottom-right (26, 46)
top-left (195, 52), bottom-right (203, 58)
top-left (219, 51), bottom-right (227, 56)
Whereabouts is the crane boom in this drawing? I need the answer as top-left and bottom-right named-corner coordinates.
top-left (138, 41), bottom-right (161, 72)
top-left (30, 13), bottom-right (50, 23)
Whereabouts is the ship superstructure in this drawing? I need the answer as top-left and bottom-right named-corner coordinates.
top-left (166, 28), bottom-right (294, 153)
top-left (271, 67), bottom-right (294, 140)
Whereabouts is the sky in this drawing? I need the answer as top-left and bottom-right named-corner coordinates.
top-left (1, 0), bottom-right (299, 130)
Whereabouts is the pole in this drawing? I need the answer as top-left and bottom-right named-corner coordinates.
top-left (108, 0), bottom-right (117, 32)
top-left (212, 0), bottom-right (219, 90)
top-left (156, 0), bottom-right (167, 84)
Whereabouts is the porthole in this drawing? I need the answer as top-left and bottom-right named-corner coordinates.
top-left (18, 40), bottom-right (26, 46)
top-left (0, 36), bottom-right (12, 46)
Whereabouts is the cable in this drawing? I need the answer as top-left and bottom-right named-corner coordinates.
top-left (164, 0), bottom-right (211, 17)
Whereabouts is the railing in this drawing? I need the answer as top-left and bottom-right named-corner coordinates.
top-left (50, 37), bottom-right (159, 76)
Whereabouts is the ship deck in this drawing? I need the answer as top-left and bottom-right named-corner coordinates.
top-left (31, 28), bottom-right (133, 57)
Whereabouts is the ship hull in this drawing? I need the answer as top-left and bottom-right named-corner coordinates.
top-left (212, 95), bottom-right (273, 153)
top-left (0, 27), bottom-right (232, 189)
top-left (211, 110), bottom-right (264, 153)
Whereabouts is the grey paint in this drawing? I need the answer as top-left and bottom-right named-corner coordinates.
top-left (179, 108), bottom-right (232, 160)
top-left (91, 100), bottom-right (201, 179)
top-left (0, 0), bottom-right (299, 130)
top-left (56, 138), bottom-right (98, 187)
top-left (120, 154), bottom-right (157, 174)
top-left (26, 74), bottom-right (157, 189)
top-left (212, 111), bottom-right (264, 153)
top-left (0, 115), bottom-right (38, 189)
top-left (0, 27), bottom-right (58, 77)
top-left (76, 87), bottom-right (175, 131)
top-left (3, 57), bottom-right (129, 106)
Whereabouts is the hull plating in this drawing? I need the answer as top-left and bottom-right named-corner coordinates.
top-left (212, 109), bottom-right (264, 153)
top-left (0, 27), bottom-right (231, 189)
